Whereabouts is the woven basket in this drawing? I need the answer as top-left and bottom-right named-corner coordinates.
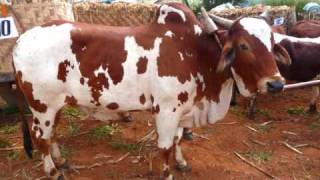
top-left (0, 1), bottom-right (74, 81)
top-left (210, 5), bottom-right (295, 33)
top-left (73, 2), bottom-right (157, 26)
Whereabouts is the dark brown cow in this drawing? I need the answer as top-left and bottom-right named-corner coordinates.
top-left (13, 3), bottom-right (288, 179)
top-left (290, 20), bottom-right (320, 38)
top-left (274, 33), bottom-right (320, 112)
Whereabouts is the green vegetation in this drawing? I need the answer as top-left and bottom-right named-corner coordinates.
top-left (110, 139), bottom-right (139, 153)
top-left (245, 151), bottom-right (272, 163)
top-left (7, 151), bottom-right (19, 160)
top-left (230, 106), bottom-right (243, 116)
top-left (62, 106), bottom-right (83, 120)
top-left (89, 124), bottom-right (120, 140)
top-left (264, 0), bottom-right (320, 13)
top-left (0, 105), bottom-right (20, 115)
top-left (0, 124), bottom-right (18, 134)
top-left (60, 144), bottom-right (72, 158)
top-left (68, 121), bottom-right (80, 136)
top-left (256, 108), bottom-right (272, 119)
top-left (308, 121), bottom-right (320, 130)
top-left (0, 138), bottom-right (11, 148)
top-left (286, 107), bottom-right (306, 116)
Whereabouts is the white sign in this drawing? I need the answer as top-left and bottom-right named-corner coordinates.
top-left (273, 17), bottom-right (285, 26)
top-left (0, 16), bottom-right (19, 40)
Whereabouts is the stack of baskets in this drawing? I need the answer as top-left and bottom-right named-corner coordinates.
top-left (210, 5), bottom-right (295, 33)
top-left (73, 2), bottom-right (157, 26)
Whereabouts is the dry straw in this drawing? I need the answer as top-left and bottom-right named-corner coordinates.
top-left (73, 2), bottom-right (157, 26)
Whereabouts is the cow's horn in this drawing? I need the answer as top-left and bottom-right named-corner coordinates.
top-left (259, 6), bottom-right (271, 19)
top-left (209, 14), bottom-right (233, 29)
top-left (201, 7), bottom-right (218, 33)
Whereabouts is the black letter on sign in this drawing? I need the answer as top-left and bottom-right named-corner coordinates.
top-left (1, 20), bottom-right (11, 36)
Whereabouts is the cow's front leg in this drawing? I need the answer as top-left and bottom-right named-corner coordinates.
top-left (309, 86), bottom-right (319, 113)
top-left (156, 110), bottom-right (180, 180)
top-left (247, 95), bottom-right (257, 120)
top-left (175, 127), bottom-right (191, 172)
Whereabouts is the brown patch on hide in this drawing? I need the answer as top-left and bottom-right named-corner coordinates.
top-left (107, 102), bottom-right (119, 110)
top-left (178, 91), bottom-right (188, 105)
top-left (16, 71), bottom-right (48, 113)
top-left (139, 94), bottom-right (146, 105)
top-left (65, 96), bottom-right (77, 106)
top-left (45, 121), bottom-right (50, 127)
top-left (80, 77), bottom-right (85, 85)
top-left (57, 59), bottom-right (71, 82)
top-left (137, 57), bottom-right (148, 74)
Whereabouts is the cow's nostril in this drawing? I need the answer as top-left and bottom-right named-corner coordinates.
top-left (267, 81), bottom-right (284, 93)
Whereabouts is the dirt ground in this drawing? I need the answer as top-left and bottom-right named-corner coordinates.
top-left (0, 88), bottom-right (320, 180)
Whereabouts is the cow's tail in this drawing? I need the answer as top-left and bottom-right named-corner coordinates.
top-left (15, 75), bottom-right (33, 158)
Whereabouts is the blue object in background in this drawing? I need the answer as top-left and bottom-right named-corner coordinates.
top-left (303, 2), bottom-right (320, 13)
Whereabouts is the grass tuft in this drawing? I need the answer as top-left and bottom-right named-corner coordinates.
top-left (62, 106), bottom-right (83, 120)
top-left (0, 138), bottom-right (11, 148)
top-left (89, 124), bottom-right (120, 140)
top-left (244, 151), bottom-right (272, 163)
top-left (309, 122), bottom-right (320, 131)
top-left (110, 138), bottom-right (139, 153)
top-left (286, 107), bottom-right (306, 116)
top-left (0, 125), bottom-right (18, 134)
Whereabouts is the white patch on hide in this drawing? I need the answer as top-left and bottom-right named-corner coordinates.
top-left (178, 51), bottom-right (184, 61)
top-left (165, 30), bottom-right (174, 38)
top-left (231, 68), bottom-right (251, 97)
top-left (157, 4), bottom-right (186, 24)
top-left (193, 25), bottom-right (202, 36)
top-left (239, 18), bottom-right (272, 52)
top-left (274, 32), bottom-right (320, 44)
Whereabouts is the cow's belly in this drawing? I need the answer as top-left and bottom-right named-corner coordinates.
top-left (13, 23), bottom-right (199, 115)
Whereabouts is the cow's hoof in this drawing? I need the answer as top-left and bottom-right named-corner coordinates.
top-left (308, 104), bottom-right (317, 114)
top-left (183, 131), bottom-right (193, 141)
top-left (230, 100), bottom-right (237, 106)
top-left (56, 159), bottom-right (70, 170)
top-left (161, 174), bottom-right (174, 180)
top-left (176, 163), bottom-right (192, 172)
top-left (57, 174), bottom-right (64, 180)
top-left (51, 171), bottom-right (64, 180)
top-left (122, 116), bottom-right (133, 122)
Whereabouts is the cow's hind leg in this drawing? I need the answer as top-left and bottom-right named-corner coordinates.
top-left (175, 127), bottom-right (191, 172)
top-left (31, 109), bottom-right (63, 180)
top-left (309, 86), bottom-right (319, 113)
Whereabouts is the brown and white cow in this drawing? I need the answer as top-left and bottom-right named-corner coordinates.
top-left (13, 3), bottom-right (288, 179)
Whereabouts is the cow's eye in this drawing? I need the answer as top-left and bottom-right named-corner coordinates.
top-left (239, 43), bottom-right (249, 50)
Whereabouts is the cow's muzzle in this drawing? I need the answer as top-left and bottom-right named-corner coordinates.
top-left (267, 80), bottom-right (284, 93)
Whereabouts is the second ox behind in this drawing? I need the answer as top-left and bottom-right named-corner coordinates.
top-left (13, 3), bottom-right (289, 180)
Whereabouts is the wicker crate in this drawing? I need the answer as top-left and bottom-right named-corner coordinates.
top-left (210, 5), bottom-right (295, 33)
top-left (0, 1), bottom-right (74, 82)
top-left (73, 2), bottom-right (157, 26)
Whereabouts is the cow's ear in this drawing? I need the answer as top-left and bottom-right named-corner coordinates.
top-left (274, 44), bottom-right (291, 66)
top-left (215, 30), bottom-right (228, 45)
top-left (216, 42), bottom-right (236, 73)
